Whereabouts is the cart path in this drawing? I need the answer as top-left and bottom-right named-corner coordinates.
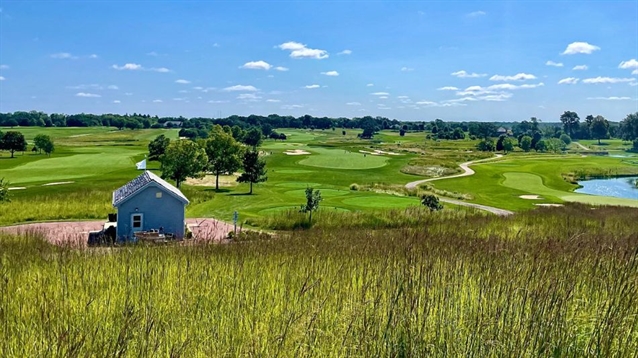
top-left (572, 142), bottom-right (591, 151)
top-left (0, 218), bottom-right (234, 246)
top-left (405, 154), bottom-right (514, 216)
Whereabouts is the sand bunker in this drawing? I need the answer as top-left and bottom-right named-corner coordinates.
top-left (535, 204), bottom-right (564, 207)
top-left (359, 149), bottom-right (400, 156)
top-left (519, 195), bottom-right (543, 200)
top-left (42, 181), bottom-right (74, 186)
top-left (186, 174), bottom-right (239, 187)
top-left (284, 150), bottom-right (311, 155)
top-left (8, 187), bottom-right (26, 190)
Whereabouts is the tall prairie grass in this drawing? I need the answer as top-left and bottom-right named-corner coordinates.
top-left (1, 204), bottom-right (637, 356)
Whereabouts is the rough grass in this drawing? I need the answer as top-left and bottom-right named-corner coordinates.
top-left (2, 204), bottom-right (637, 356)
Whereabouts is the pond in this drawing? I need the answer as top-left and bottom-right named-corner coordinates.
top-left (575, 176), bottom-right (638, 200)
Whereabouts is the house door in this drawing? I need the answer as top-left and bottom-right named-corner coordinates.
top-left (131, 213), bottom-right (144, 234)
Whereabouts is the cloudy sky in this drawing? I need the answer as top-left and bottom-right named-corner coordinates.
top-left (1, 1), bottom-right (638, 121)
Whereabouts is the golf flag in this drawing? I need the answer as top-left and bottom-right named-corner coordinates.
top-left (136, 159), bottom-right (147, 170)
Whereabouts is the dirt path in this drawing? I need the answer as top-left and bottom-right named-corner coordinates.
top-left (572, 142), bottom-right (591, 151)
top-left (405, 154), bottom-right (514, 216)
top-left (0, 218), bottom-right (234, 246)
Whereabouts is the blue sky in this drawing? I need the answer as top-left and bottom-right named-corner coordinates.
top-left (1, 1), bottom-right (638, 122)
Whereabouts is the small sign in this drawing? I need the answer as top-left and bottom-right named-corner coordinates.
top-left (233, 211), bottom-right (238, 224)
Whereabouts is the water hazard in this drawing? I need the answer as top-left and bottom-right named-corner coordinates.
top-left (575, 176), bottom-right (638, 200)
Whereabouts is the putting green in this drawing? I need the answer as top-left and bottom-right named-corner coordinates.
top-left (299, 148), bottom-right (388, 169)
top-left (502, 172), bottom-right (638, 207)
top-left (276, 182), bottom-right (322, 188)
top-left (341, 196), bottom-right (418, 208)
top-left (274, 170), bottom-right (314, 175)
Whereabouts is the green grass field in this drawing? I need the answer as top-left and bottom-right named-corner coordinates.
top-left (2, 126), bottom-right (638, 226)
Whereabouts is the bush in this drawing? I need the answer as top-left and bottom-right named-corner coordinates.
top-left (420, 194), bottom-right (443, 211)
top-left (560, 134), bottom-right (572, 146)
top-left (349, 183), bottom-right (359, 191)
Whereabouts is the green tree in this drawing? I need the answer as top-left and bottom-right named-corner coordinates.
top-left (205, 125), bottom-right (243, 190)
top-left (33, 134), bottom-right (54, 156)
top-left (148, 134), bottom-right (171, 161)
top-left (590, 115), bottom-right (609, 145)
top-left (535, 139), bottom-right (548, 152)
top-left (242, 127), bottom-right (263, 148)
top-left (421, 194), bottom-right (443, 211)
top-left (476, 138), bottom-right (495, 152)
top-left (520, 135), bottom-right (533, 152)
top-left (300, 187), bottom-right (323, 224)
top-left (160, 140), bottom-right (208, 188)
top-left (560, 134), bottom-right (572, 146)
top-left (502, 137), bottom-right (515, 153)
top-left (0, 178), bottom-right (10, 203)
top-left (560, 111), bottom-right (580, 138)
top-left (452, 128), bottom-right (465, 140)
top-left (231, 125), bottom-right (245, 141)
top-left (1, 131), bottom-right (27, 158)
top-left (237, 150), bottom-right (267, 194)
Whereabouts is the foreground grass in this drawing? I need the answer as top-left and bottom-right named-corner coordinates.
top-left (1, 204), bottom-right (637, 356)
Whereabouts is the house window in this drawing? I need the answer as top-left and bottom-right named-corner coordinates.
top-left (132, 214), bottom-right (142, 229)
top-left (156, 192), bottom-right (162, 198)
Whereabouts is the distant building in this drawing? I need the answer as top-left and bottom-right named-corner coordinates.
top-left (163, 121), bottom-right (183, 128)
top-left (112, 171), bottom-right (189, 241)
top-left (495, 127), bottom-right (513, 136)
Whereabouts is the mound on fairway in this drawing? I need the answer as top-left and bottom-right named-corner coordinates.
top-left (299, 148), bottom-right (389, 170)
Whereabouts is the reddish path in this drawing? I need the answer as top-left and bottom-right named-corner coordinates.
top-left (0, 218), bottom-right (235, 247)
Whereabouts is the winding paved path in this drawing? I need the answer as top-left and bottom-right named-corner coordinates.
top-left (572, 142), bottom-right (591, 151)
top-left (405, 154), bottom-right (514, 216)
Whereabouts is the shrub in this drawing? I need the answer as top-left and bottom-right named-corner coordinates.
top-left (420, 194), bottom-right (443, 211)
top-left (350, 183), bottom-right (359, 191)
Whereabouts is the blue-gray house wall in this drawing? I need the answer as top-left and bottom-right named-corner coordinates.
top-left (115, 183), bottom-right (186, 240)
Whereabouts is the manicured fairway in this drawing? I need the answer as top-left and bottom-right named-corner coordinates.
top-left (299, 147), bottom-right (389, 169)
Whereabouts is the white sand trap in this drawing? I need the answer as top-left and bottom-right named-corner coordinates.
top-left (284, 150), bottom-right (311, 155)
top-left (8, 187), bottom-right (26, 190)
top-left (186, 174), bottom-right (239, 187)
top-left (69, 134), bottom-right (91, 138)
top-left (519, 195), bottom-right (543, 200)
top-left (373, 150), bottom-right (401, 156)
top-left (535, 204), bottom-right (564, 207)
top-left (42, 181), bottom-right (74, 186)
top-left (359, 150), bottom-right (382, 155)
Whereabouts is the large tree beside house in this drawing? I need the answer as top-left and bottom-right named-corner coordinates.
top-left (237, 149), bottom-right (267, 194)
top-left (205, 125), bottom-right (244, 190)
top-left (159, 140), bottom-right (208, 188)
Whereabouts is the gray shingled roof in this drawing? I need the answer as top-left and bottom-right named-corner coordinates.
top-left (112, 171), bottom-right (189, 207)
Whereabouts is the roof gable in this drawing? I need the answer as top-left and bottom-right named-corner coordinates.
top-left (112, 171), bottom-right (189, 207)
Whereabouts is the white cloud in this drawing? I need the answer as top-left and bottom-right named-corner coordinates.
top-left (67, 84), bottom-right (102, 90)
top-left (451, 70), bottom-right (487, 78)
top-left (213, 43), bottom-right (220, 47)
top-left (274, 66), bottom-right (289, 71)
top-left (175, 79), bottom-right (191, 84)
top-left (113, 100), bottom-right (120, 103)
top-left (208, 100), bottom-right (229, 103)
top-left (490, 73), bottom-right (536, 81)
top-left (630, 82), bottom-right (638, 87)
top-left (582, 77), bottom-right (635, 84)
top-left (378, 96), bottom-right (388, 99)
top-left (237, 93), bottom-right (262, 100)
top-left (562, 42), bottom-right (600, 55)
top-left (0, 76), bottom-right (5, 81)
top-left (346, 102), bottom-right (361, 105)
top-left (240, 60), bottom-right (272, 70)
top-left (397, 96), bottom-right (409, 99)
top-left (0, 64), bottom-right (8, 69)
top-left (278, 41), bottom-right (328, 59)
top-left (178, 90), bottom-right (189, 93)
top-left (367, 83), bottom-right (374, 87)
top-left (619, 59), bottom-right (638, 69)
top-left (338, 49), bottom-right (352, 55)
top-left (112, 63), bottom-right (170, 72)
top-left (107, 85), bottom-right (119, 90)
top-left (304, 84), bottom-right (320, 89)
top-left (76, 92), bottom-right (100, 98)
top-left (587, 96), bottom-right (632, 100)
top-left (487, 82), bottom-right (544, 90)
top-left (125, 92), bottom-right (133, 96)
top-left (467, 10), bottom-right (486, 17)
top-left (281, 104), bottom-right (304, 109)
top-left (51, 52), bottom-right (78, 60)
top-left (88, 54), bottom-right (98, 59)
top-left (572, 65), bottom-right (588, 71)
top-left (173, 97), bottom-right (186, 101)
top-left (371, 92), bottom-right (390, 96)
top-left (321, 70), bottom-right (339, 76)
top-left (558, 77), bottom-right (579, 85)
top-left (633, 70), bottom-right (638, 75)
top-left (153, 99), bottom-right (163, 103)
top-left (147, 51), bottom-right (159, 56)
top-left (437, 86), bottom-right (458, 91)
top-left (112, 63), bottom-right (143, 70)
top-left (546, 60), bottom-right (563, 67)
top-left (223, 85), bottom-right (258, 92)
top-left (266, 99), bottom-right (281, 103)
top-left (401, 67), bottom-right (414, 72)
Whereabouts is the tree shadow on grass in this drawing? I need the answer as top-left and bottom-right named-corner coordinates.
top-left (229, 192), bottom-right (254, 196)
top-left (203, 188), bottom-right (232, 193)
